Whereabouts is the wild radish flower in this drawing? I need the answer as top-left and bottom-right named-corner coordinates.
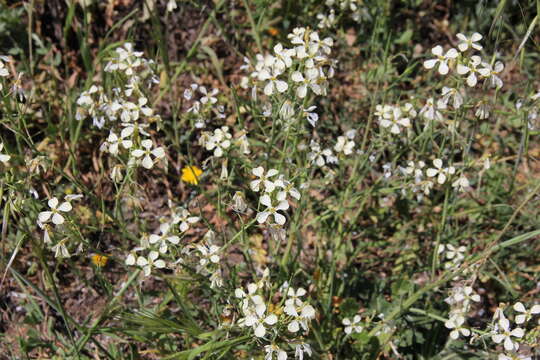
top-left (0, 143), bottom-right (10, 165)
top-left (51, 238), bottom-right (70, 258)
top-left (475, 101), bottom-right (491, 119)
top-left (264, 344), bottom-right (287, 360)
top-left (423, 45), bottom-right (458, 75)
top-left (149, 223), bottom-right (180, 254)
top-left (453, 286), bottom-right (481, 307)
top-left (439, 87), bottom-right (464, 109)
top-left (273, 43), bottom-right (294, 70)
top-left (457, 55), bottom-right (482, 87)
top-left (342, 315), bottom-right (362, 334)
top-left (420, 97), bottom-right (445, 121)
top-left (196, 242), bottom-right (220, 266)
top-left (426, 159), bottom-right (455, 184)
top-left (166, 0), bottom-right (177, 11)
top-left (302, 106), bottom-right (319, 127)
top-left (307, 141), bottom-right (337, 167)
top-left (445, 315), bottom-right (470, 339)
top-left (38, 197), bottom-right (73, 225)
top-left (284, 288), bottom-right (307, 315)
top-left (258, 65), bottom-right (288, 95)
top-left (513, 302), bottom-right (540, 324)
top-left (199, 86), bottom-right (218, 105)
top-left (0, 55), bottom-right (9, 78)
top-left (131, 139), bottom-right (165, 169)
top-left (452, 175), bottom-right (470, 192)
top-left (103, 131), bottom-right (133, 155)
top-left (292, 70), bottom-right (321, 98)
top-left (137, 251), bottom-right (166, 276)
top-left (294, 343), bottom-right (312, 360)
top-left (492, 317), bottom-right (524, 351)
top-left (204, 126), bottom-right (232, 157)
top-left (456, 33), bottom-right (483, 52)
top-left (378, 106), bottom-right (411, 134)
top-left (236, 283), bottom-right (266, 314)
top-left (172, 208), bottom-right (199, 232)
top-left (440, 244), bottom-right (466, 263)
top-left (251, 167), bottom-right (280, 192)
top-left (478, 61), bottom-right (504, 89)
top-left (244, 307), bottom-right (278, 337)
top-left (257, 194), bottom-right (289, 225)
top-left (232, 191), bottom-right (248, 213)
top-left (181, 165), bottom-right (203, 185)
top-left (276, 177), bottom-right (301, 201)
top-left (334, 135), bottom-right (354, 155)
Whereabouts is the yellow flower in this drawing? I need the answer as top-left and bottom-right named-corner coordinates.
top-left (181, 166), bottom-right (202, 185)
top-left (91, 254), bottom-right (108, 267)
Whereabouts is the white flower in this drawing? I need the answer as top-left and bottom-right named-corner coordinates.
top-left (307, 141), bottom-right (336, 167)
top-left (302, 106), bottom-right (319, 127)
top-left (104, 131), bottom-right (133, 155)
top-left (235, 283), bottom-right (265, 314)
top-left (149, 223), bottom-right (179, 254)
top-left (294, 343), bottom-right (312, 360)
top-left (0, 143), bottom-right (11, 165)
top-left (51, 239), bottom-right (70, 258)
top-left (439, 87), bottom-right (464, 109)
top-left (456, 32), bottom-right (483, 52)
top-left (38, 197), bottom-right (73, 225)
top-left (251, 167), bottom-right (279, 192)
top-left (419, 97), bottom-right (445, 121)
top-left (423, 45), bottom-right (458, 75)
top-left (426, 159), bottom-right (455, 184)
top-left (199, 86), bottom-right (218, 104)
top-left (204, 127), bottom-right (232, 157)
top-left (342, 315), bottom-right (362, 334)
top-left (273, 43), bottom-right (294, 70)
top-left (257, 194), bottom-right (289, 225)
top-left (131, 139), bottom-right (165, 169)
top-left (457, 55), bottom-right (482, 87)
top-left (137, 251), bottom-right (166, 276)
top-left (275, 177), bottom-right (301, 201)
top-left (244, 306), bottom-right (278, 337)
top-left (445, 315), bottom-right (470, 340)
top-left (378, 106), bottom-right (411, 134)
top-left (265, 344), bottom-right (287, 360)
top-left (334, 136), bottom-right (355, 155)
top-left (196, 243), bottom-right (220, 266)
top-left (292, 69), bottom-right (321, 98)
top-left (492, 317), bottom-right (524, 351)
top-left (478, 61), bottom-right (504, 89)
top-left (498, 354), bottom-right (531, 360)
top-left (258, 66), bottom-right (288, 95)
top-left (452, 175), bottom-right (470, 192)
top-left (166, 0), bottom-right (177, 12)
top-left (513, 302), bottom-right (540, 324)
top-left (172, 208), bottom-right (199, 232)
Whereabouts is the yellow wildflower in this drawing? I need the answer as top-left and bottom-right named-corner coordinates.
top-left (91, 254), bottom-right (108, 267)
top-left (181, 165), bottom-right (203, 185)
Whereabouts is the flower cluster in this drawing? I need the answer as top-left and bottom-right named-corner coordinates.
top-left (184, 83), bottom-right (226, 128)
top-left (444, 285), bottom-right (481, 340)
top-left (375, 103), bottom-right (415, 135)
top-left (37, 194), bottom-right (83, 258)
top-left (234, 271), bottom-right (315, 359)
top-left (316, 0), bottom-right (370, 29)
top-left (423, 32), bottom-right (504, 122)
top-left (76, 43), bottom-right (164, 179)
top-left (251, 167), bottom-right (300, 226)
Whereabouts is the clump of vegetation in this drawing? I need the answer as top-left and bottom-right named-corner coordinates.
top-left (1, 1), bottom-right (539, 359)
